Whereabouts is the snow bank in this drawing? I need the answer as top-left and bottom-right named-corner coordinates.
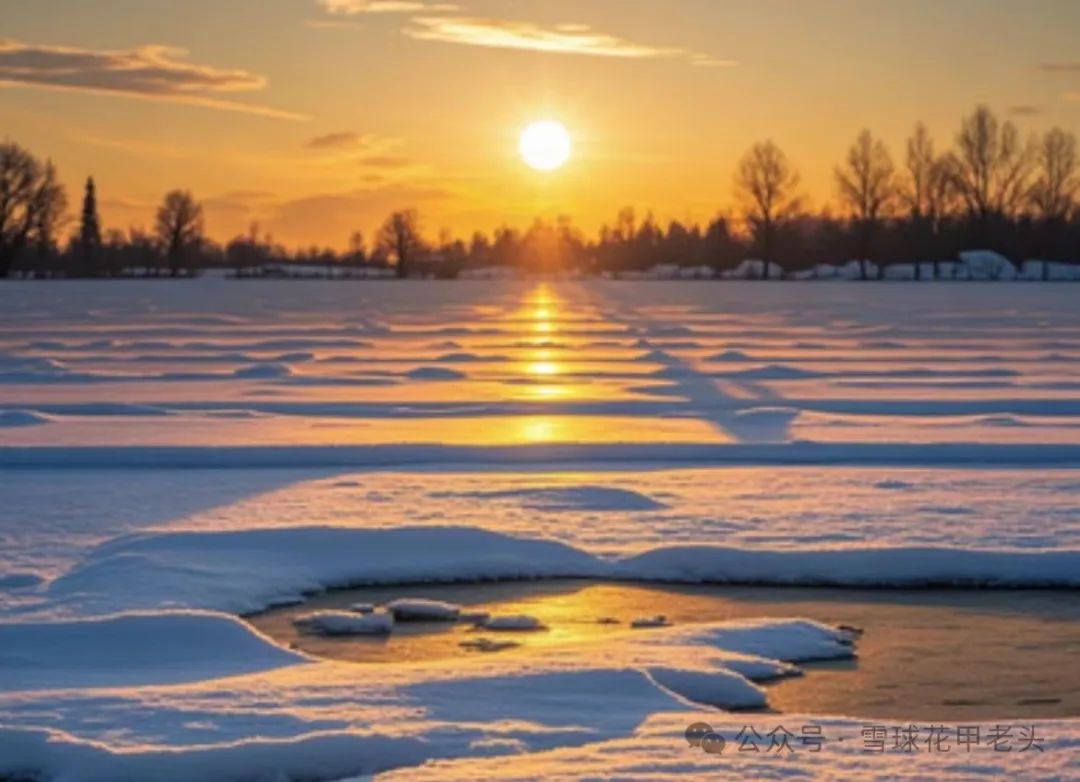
top-left (619, 544), bottom-right (1080, 587)
top-left (0, 611), bottom-right (305, 690)
top-left (43, 526), bottom-right (602, 615)
top-left (645, 666), bottom-right (764, 709)
top-left (26, 526), bottom-right (1080, 621)
top-left (721, 259), bottom-right (783, 280)
top-left (0, 726), bottom-right (430, 782)
top-left (1020, 259), bottom-right (1080, 281)
top-left (959, 250), bottom-right (1017, 280)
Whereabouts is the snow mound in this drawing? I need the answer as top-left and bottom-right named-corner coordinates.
top-left (958, 250), bottom-right (1016, 280)
top-left (0, 611), bottom-right (305, 690)
top-left (705, 349), bottom-right (753, 362)
top-left (294, 609), bottom-right (393, 636)
top-left (0, 409), bottom-right (51, 427)
top-left (384, 598), bottom-right (460, 622)
top-left (44, 526), bottom-right (602, 615)
top-left (723, 364), bottom-right (820, 380)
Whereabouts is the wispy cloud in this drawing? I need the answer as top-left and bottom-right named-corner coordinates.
top-left (1037, 62), bottom-right (1080, 72)
top-left (0, 39), bottom-right (305, 120)
top-left (1007, 104), bottom-right (1043, 117)
top-left (307, 131), bottom-right (377, 150)
top-left (317, 0), bottom-right (457, 14)
top-left (403, 17), bottom-right (735, 66)
top-left (304, 131), bottom-right (416, 170)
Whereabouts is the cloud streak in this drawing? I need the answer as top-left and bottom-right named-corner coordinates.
top-left (403, 17), bottom-right (734, 66)
top-left (307, 131), bottom-right (376, 150)
top-left (0, 39), bottom-right (305, 120)
top-left (318, 0), bottom-right (457, 14)
top-left (1037, 62), bottom-right (1080, 72)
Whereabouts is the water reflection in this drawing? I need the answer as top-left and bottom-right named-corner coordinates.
top-left (522, 286), bottom-right (565, 400)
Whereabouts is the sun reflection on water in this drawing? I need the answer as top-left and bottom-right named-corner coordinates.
top-left (521, 285), bottom-right (566, 398)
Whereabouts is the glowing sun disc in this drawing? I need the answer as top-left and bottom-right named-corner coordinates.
top-left (519, 121), bottom-right (571, 171)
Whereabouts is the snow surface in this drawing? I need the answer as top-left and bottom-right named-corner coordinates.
top-left (0, 279), bottom-right (1077, 780)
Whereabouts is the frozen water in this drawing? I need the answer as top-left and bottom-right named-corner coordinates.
top-left (0, 279), bottom-right (1077, 780)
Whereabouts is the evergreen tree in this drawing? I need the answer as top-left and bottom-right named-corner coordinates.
top-left (79, 177), bottom-right (102, 276)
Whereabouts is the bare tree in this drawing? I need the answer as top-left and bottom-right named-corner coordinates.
top-left (0, 142), bottom-right (68, 277)
top-left (1029, 127), bottom-right (1079, 222)
top-left (949, 105), bottom-right (1034, 225)
top-left (155, 190), bottom-right (204, 277)
top-left (734, 140), bottom-right (801, 278)
top-left (30, 161), bottom-right (68, 271)
top-left (835, 129), bottom-right (896, 279)
top-left (1028, 127), bottom-right (1079, 277)
top-left (901, 123), bottom-right (938, 279)
top-left (376, 209), bottom-right (424, 278)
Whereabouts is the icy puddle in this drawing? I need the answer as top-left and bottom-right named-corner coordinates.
top-left (252, 580), bottom-right (1080, 722)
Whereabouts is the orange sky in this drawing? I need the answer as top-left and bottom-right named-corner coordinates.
top-left (2, 0), bottom-right (1079, 249)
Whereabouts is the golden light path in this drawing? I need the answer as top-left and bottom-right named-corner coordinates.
top-left (521, 284), bottom-right (568, 437)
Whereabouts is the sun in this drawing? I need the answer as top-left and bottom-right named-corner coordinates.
top-left (519, 120), bottom-right (571, 172)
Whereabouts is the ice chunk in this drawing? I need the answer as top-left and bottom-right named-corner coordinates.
top-left (646, 666), bottom-right (766, 710)
top-left (384, 598), bottom-right (461, 622)
top-left (477, 615), bottom-right (547, 632)
top-left (294, 610), bottom-right (393, 636)
top-left (630, 617), bottom-right (669, 630)
top-left (459, 637), bottom-right (520, 653)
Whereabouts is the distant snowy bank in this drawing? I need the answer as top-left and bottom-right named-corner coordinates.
top-left (13, 525), bottom-right (1079, 619)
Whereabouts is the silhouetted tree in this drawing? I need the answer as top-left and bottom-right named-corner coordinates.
top-left (76, 177), bottom-right (103, 277)
top-left (734, 140), bottom-right (801, 277)
top-left (948, 105), bottom-right (1034, 240)
top-left (376, 209), bottom-right (424, 278)
top-left (1028, 128), bottom-right (1079, 274)
top-left (0, 142), bottom-right (67, 278)
top-left (902, 123), bottom-right (938, 279)
top-left (835, 130), bottom-right (896, 279)
top-left (346, 230), bottom-right (367, 267)
top-left (155, 190), bottom-right (204, 277)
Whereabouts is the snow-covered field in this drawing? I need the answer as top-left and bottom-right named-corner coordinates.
top-left (0, 280), bottom-right (1077, 780)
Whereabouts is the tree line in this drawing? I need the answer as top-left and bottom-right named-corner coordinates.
top-left (1, 105), bottom-right (1078, 280)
